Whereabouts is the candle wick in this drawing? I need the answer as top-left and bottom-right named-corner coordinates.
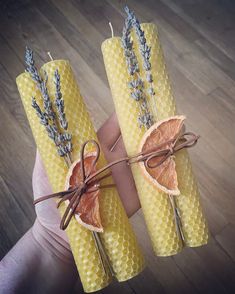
top-left (110, 134), bottom-right (122, 152)
top-left (109, 22), bottom-right (114, 38)
top-left (47, 51), bottom-right (54, 61)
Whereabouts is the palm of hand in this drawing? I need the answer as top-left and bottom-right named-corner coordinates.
top-left (32, 113), bottom-right (140, 247)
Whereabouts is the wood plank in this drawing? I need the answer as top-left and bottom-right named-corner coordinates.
top-left (127, 267), bottom-right (166, 294)
top-left (195, 37), bottom-right (235, 81)
top-left (34, 0), bottom-right (107, 85)
top-left (0, 94), bottom-right (35, 220)
top-left (0, 65), bottom-right (35, 223)
top-left (110, 0), bottom-right (235, 96)
top-left (173, 246), bottom-right (228, 294)
top-left (163, 0), bottom-right (235, 60)
top-left (216, 223), bottom-right (235, 262)
top-left (100, 281), bottom-right (134, 294)
top-left (130, 213), bottom-right (198, 294)
top-left (68, 0), bottom-right (125, 38)
top-left (0, 3), bottom-right (112, 129)
top-left (0, 48), bottom-right (33, 140)
top-left (0, 35), bottom-right (24, 79)
top-left (168, 64), bottom-right (235, 232)
top-left (0, 176), bottom-right (34, 259)
top-left (194, 236), bottom-right (235, 293)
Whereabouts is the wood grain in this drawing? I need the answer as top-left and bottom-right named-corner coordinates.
top-left (0, 0), bottom-right (235, 293)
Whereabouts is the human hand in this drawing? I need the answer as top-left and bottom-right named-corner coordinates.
top-left (0, 112), bottom-right (141, 294)
top-left (32, 112), bottom-right (140, 251)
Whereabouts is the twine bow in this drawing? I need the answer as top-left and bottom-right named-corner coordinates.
top-left (34, 132), bottom-right (199, 230)
top-left (34, 140), bottom-right (113, 230)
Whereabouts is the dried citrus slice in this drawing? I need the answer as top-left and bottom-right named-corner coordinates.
top-left (138, 115), bottom-right (186, 196)
top-left (65, 152), bottom-right (103, 232)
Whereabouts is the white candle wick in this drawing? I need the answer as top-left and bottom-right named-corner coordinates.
top-left (109, 22), bottom-right (114, 38)
top-left (110, 134), bottom-right (122, 152)
top-left (47, 51), bottom-right (54, 61)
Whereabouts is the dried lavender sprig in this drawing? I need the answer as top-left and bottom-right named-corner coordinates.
top-left (124, 7), bottom-right (151, 72)
top-left (25, 48), bottom-right (43, 84)
top-left (122, 16), bottom-right (139, 76)
top-left (54, 69), bottom-right (68, 130)
top-left (32, 97), bottom-right (58, 143)
top-left (25, 47), bottom-right (55, 122)
top-left (131, 11), bottom-right (156, 108)
top-left (122, 7), bottom-right (153, 129)
top-left (32, 95), bottom-right (71, 157)
top-left (125, 6), bottom-right (157, 119)
top-left (57, 142), bottom-right (72, 157)
top-left (54, 69), bottom-right (72, 156)
top-left (26, 47), bottom-right (72, 158)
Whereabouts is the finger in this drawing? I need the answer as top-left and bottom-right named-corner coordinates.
top-left (32, 149), bottom-right (52, 198)
top-left (32, 151), bottom-right (67, 242)
top-left (34, 149), bottom-right (47, 178)
top-left (97, 112), bottom-right (121, 150)
top-left (102, 136), bottom-right (141, 216)
top-left (110, 160), bottom-right (141, 217)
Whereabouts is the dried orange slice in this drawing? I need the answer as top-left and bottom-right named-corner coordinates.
top-left (65, 152), bottom-right (103, 232)
top-left (138, 115), bottom-right (186, 195)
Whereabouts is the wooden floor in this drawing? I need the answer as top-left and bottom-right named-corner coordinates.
top-left (0, 0), bottom-right (235, 293)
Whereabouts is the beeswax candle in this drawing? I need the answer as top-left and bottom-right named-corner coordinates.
top-left (16, 60), bottom-right (145, 292)
top-left (102, 23), bottom-right (209, 255)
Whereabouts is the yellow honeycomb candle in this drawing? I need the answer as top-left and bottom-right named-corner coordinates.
top-left (16, 60), bottom-right (145, 292)
top-left (102, 23), bottom-right (209, 255)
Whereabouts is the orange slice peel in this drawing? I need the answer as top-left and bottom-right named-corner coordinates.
top-left (138, 115), bottom-right (186, 195)
top-left (65, 152), bottom-right (103, 232)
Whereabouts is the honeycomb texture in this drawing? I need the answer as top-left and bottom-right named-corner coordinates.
top-left (16, 60), bottom-right (145, 292)
top-left (102, 23), bottom-right (209, 255)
